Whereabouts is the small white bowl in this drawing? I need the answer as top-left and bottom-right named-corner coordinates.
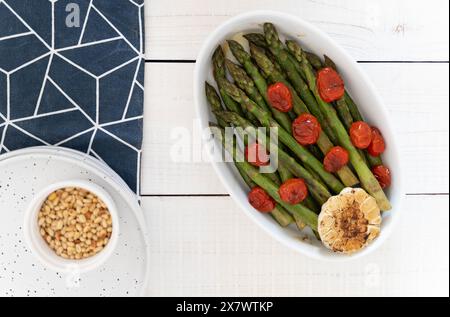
top-left (194, 11), bottom-right (404, 261)
top-left (24, 180), bottom-right (120, 273)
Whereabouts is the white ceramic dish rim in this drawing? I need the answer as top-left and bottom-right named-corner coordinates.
top-left (24, 179), bottom-right (120, 274)
top-left (0, 146), bottom-right (150, 295)
top-left (193, 10), bottom-right (405, 261)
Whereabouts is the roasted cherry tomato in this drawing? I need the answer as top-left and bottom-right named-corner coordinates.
top-left (248, 187), bottom-right (276, 213)
top-left (278, 179), bottom-right (309, 205)
top-left (372, 165), bottom-right (392, 189)
top-left (245, 143), bottom-right (270, 167)
top-left (316, 67), bottom-right (345, 103)
top-left (350, 121), bottom-right (373, 149)
top-left (267, 82), bottom-right (293, 112)
top-left (324, 146), bottom-right (349, 173)
top-left (292, 114), bottom-right (322, 146)
top-left (368, 127), bottom-right (386, 157)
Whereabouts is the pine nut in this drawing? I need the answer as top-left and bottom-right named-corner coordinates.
top-left (38, 187), bottom-right (113, 260)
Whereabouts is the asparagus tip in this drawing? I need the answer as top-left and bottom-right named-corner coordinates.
top-left (212, 45), bottom-right (225, 63)
top-left (224, 58), bottom-right (235, 68)
top-left (226, 39), bottom-right (241, 50)
top-left (249, 42), bottom-right (263, 54)
top-left (243, 33), bottom-right (268, 48)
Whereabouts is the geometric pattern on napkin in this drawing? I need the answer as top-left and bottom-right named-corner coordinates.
top-left (0, 0), bottom-right (145, 193)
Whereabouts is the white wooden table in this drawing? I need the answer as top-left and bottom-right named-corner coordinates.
top-left (141, 0), bottom-right (449, 297)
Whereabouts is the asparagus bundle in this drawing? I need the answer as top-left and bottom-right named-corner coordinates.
top-left (204, 22), bottom-right (392, 244)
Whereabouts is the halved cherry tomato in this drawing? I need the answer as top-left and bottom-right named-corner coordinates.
top-left (350, 121), bottom-right (373, 149)
top-left (292, 114), bottom-right (322, 146)
top-left (248, 187), bottom-right (276, 213)
top-left (245, 143), bottom-right (270, 167)
top-left (317, 67), bottom-right (345, 103)
top-left (267, 82), bottom-right (293, 112)
top-left (372, 165), bottom-right (392, 189)
top-left (278, 179), bottom-right (309, 205)
top-left (368, 127), bottom-right (386, 157)
top-left (324, 146), bottom-right (349, 173)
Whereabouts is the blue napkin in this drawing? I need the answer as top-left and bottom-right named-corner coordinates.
top-left (0, 0), bottom-right (145, 193)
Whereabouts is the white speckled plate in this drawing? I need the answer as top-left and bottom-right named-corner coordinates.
top-left (0, 147), bottom-right (149, 297)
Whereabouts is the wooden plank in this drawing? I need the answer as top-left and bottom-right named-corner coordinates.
top-left (144, 0), bottom-right (449, 61)
top-left (141, 62), bottom-right (449, 195)
top-left (141, 194), bottom-right (449, 297)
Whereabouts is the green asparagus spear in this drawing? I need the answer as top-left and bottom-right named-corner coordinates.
top-left (308, 145), bottom-right (325, 161)
top-left (243, 33), bottom-right (304, 76)
top-left (265, 50), bottom-right (286, 75)
top-left (271, 206), bottom-right (295, 227)
top-left (220, 80), bottom-right (345, 194)
top-left (323, 55), bottom-right (337, 70)
top-left (278, 163), bottom-right (294, 183)
top-left (345, 92), bottom-right (364, 122)
top-left (212, 46), bottom-right (245, 116)
top-left (303, 195), bottom-right (320, 214)
top-left (366, 153), bottom-right (383, 167)
top-left (336, 98), bottom-right (354, 130)
top-left (287, 53), bottom-right (306, 80)
top-left (215, 126), bottom-right (319, 231)
top-left (304, 51), bottom-right (323, 70)
top-left (205, 82), bottom-right (227, 127)
top-left (304, 164), bottom-right (325, 188)
top-left (243, 33), bottom-right (268, 48)
top-left (253, 42), bottom-right (359, 187)
top-left (298, 51), bottom-right (392, 211)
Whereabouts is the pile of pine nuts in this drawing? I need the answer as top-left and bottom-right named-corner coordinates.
top-left (38, 187), bottom-right (113, 260)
